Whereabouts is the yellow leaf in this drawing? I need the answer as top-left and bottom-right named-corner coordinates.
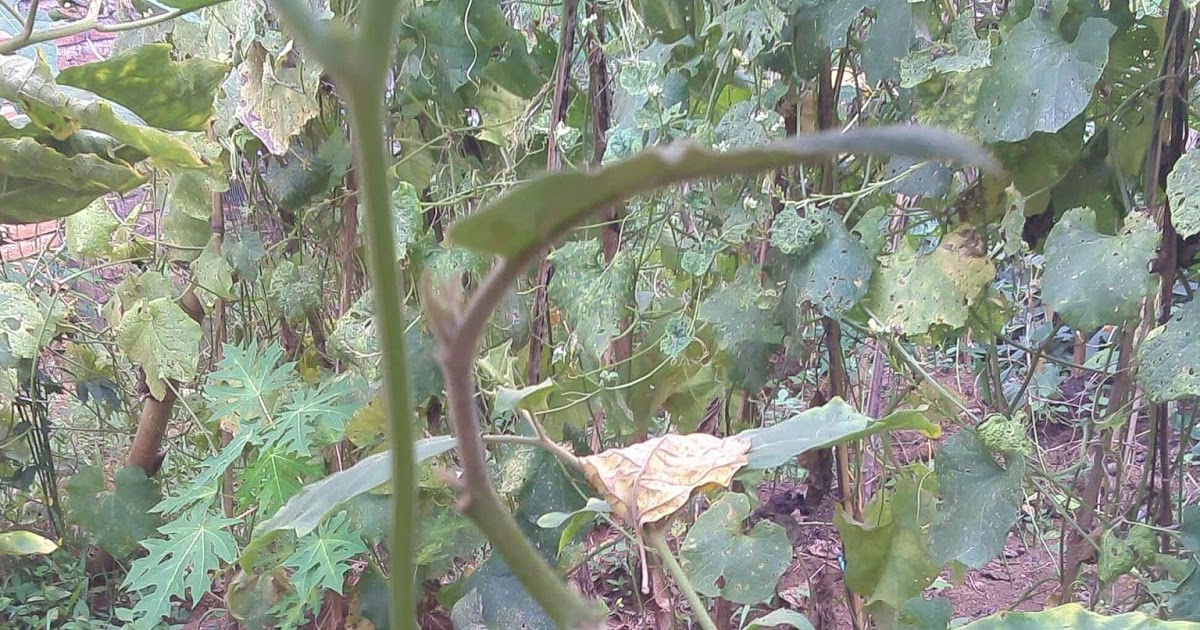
top-left (579, 433), bottom-right (751, 527)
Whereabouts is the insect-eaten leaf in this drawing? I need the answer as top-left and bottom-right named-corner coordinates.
top-left (579, 433), bottom-right (751, 527)
top-left (680, 493), bottom-right (792, 605)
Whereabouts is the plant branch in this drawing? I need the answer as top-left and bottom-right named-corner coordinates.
top-left (645, 525), bottom-right (718, 630)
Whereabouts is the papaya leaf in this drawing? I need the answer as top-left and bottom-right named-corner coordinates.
top-left (65, 466), bottom-right (162, 558)
top-left (448, 126), bottom-right (997, 258)
top-left (957, 603), bottom-right (1200, 629)
top-left (976, 14), bottom-right (1115, 142)
top-left (1042, 207), bottom-right (1157, 330)
top-left (741, 398), bottom-right (939, 470)
top-left (122, 510), bottom-right (240, 627)
top-left (282, 511), bottom-right (366, 596)
top-left (115, 297), bottom-right (203, 401)
top-left (56, 43), bottom-right (230, 131)
top-left (930, 429), bottom-right (1025, 568)
top-left (680, 493), bottom-right (792, 605)
top-left (235, 449), bottom-right (322, 517)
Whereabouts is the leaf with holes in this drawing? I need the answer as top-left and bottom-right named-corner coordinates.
top-left (1042, 207), bottom-right (1157, 330)
top-left (1137, 300), bottom-right (1200, 403)
top-left (1166, 149), bottom-right (1200, 239)
top-left (116, 297), bottom-right (203, 401)
top-left (930, 429), bottom-right (1025, 568)
top-left (863, 227), bottom-right (996, 338)
top-left (976, 15), bottom-right (1115, 142)
top-left (65, 198), bottom-right (120, 258)
top-left (699, 264), bottom-right (784, 350)
top-left (783, 209), bottom-right (873, 317)
top-left (680, 493), bottom-right (792, 605)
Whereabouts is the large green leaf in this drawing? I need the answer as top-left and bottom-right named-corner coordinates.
top-left (976, 14), bottom-right (1115, 142)
top-left (0, 530), bottom-right (57, 556)
top-left (249, 436), bottom-right (457, 543)
top-left (64, 466), bottom-right (162, 558)
top-left (449, 126), bottom-right (996, 258)
top-left (115, 297), bottom-right (203, 401)
top-left (958, 603), bottom-right (1200, 629)
top-left (783, 209), bottom-right (873, 316)
top-left (56, 43), bottom-right (230, 131)
top-left (680, 492), bottom-right (792, 605)
top-left (1041, 207), bottom-right (1157, 330)
top-left (1166, 149), bottom-right (1200, 239)
top-left (0, 137), bottom-right (146, 224)
top-left (740, 398), bottom-right (939, 470)
top-left (863, 227), bottom-right (996, 338)
top-left (1137, 300), bottom-right (1200, 403)
top-left (0, 54), bottom-right (203, 168)
top-left (836, 472), bottom-right (939, 606)
top-left (930, 429), bottom-right (1025, 568)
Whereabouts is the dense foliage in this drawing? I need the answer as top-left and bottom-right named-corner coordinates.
top-left (3, 0), bottom-right (1200, 628)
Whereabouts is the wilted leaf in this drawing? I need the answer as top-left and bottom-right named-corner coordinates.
top-left (56, 43), bottom-right (230, 131)
top-left (1042, 207), bottom-right (1157, 330)
top-left (115, 297), bottom-right (203, 400)
top-left (449, 126), bottom-right (996, 258)
top-left (0, 54), bottom-right (203, 168)
top-left (864, 227), bottom-right (995, 337)
top-left (976, 15), bottom-right (1115, 142)
top-left (741, 398), bottom-right (939, 470)
top-left (1166, 149), bottom-right (1200, 239)
top-left (680, 493), bottom-right (792, 605)
top-left (236, 42), bottom-right (320, 155)
top-left (578, 433), bottom-right (751, 526)
top-left (65, 466), bottom-right (162, 558)
top-left (836, 472), bottom-right (939, 606)
top-left (1137, 300), bottom-right (1200, 403)
top-left (0, 530), bottom-right (58, 555)
top-left (958, 603), bottom-right (1200, 629)
top-left (930, 429), bottom-right (1025, 568)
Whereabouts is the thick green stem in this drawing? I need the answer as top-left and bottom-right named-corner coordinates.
top-left (644, 526), bottom-right (718, 630)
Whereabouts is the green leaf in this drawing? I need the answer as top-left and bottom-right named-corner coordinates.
top-left (56, 43), bottom-right (230, 131)
top-left (699, 264), bottom-right (784, 350)
top-left (122, 510), bottom-right (241, 628)
top-left (205, 342), bottom-right (292, 425)
top-left (0, 54), bottom-right (203, 168)
top-left (0, 282), bottom-right (47, 362)
top-left (0, 137), bottom-right (147, 224)
top-left (168, 166), bottom-right (229, 221)
top-left (770, 208), bottom-right (824, 255)
top-left (154, 0), bottom-right (231, 9)
top-left (747, 609), bottom-right (816, 630)
top-left (249, 436), bottom-right (457, 542)
top-left (1137, 300), bottom-right (1200, 403)
top-left (449, 126), bottom-right (996, 258)
top-left (115, 297), bottom-right (203, 401)
top-left (547, 240), bottom-right (630, 359)
top-left (236, 449), bottom-right (321, 517)
top-left (784, 209), bottom-right (873, 316)
top-left (863, 227), bottom-right (996, 338)
top-left (976, 15), bottom-right (1115, 142)
top-left (494, 379), bottom-right (557, 419)
top-left (659, 315), bottom-right (694, 359)
top-left (222, 231), bottom-right (267, 282)
top-left (266, 381), bottom-right (358, 454)
top-left (740, 398), bottom-right (939, 470)
top-left (0, 530), bottom-right (58, 556)
top-left (65, 466), bottom-right (162, 558)
top-left (957, 603), bottom-right (1200, 628)
top-left (930, 429), bottom-right (1025, 568)
top-left (896, 597), bottom-right (954, 630)
top-left (268, 259), bottom-right (322, 325)
top-left (382, 180), bottom-right (426, 261)
top-left (283, 511), bottom-right (366, 596)
top-left (900, 15), bottom-right (992, 88)
top-left (1041, 207), bottom-right (1157, 330)
top-left (1166, 149), bottom-right (1200, 239)
top-left (192, 235), bottom-right (235, 306)
top-left (835, 472), bottom-right (939, 606)
top-left (680, 493), bottom-right (791, 605)
top-left (65, 198), bottom-right (120, 258)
